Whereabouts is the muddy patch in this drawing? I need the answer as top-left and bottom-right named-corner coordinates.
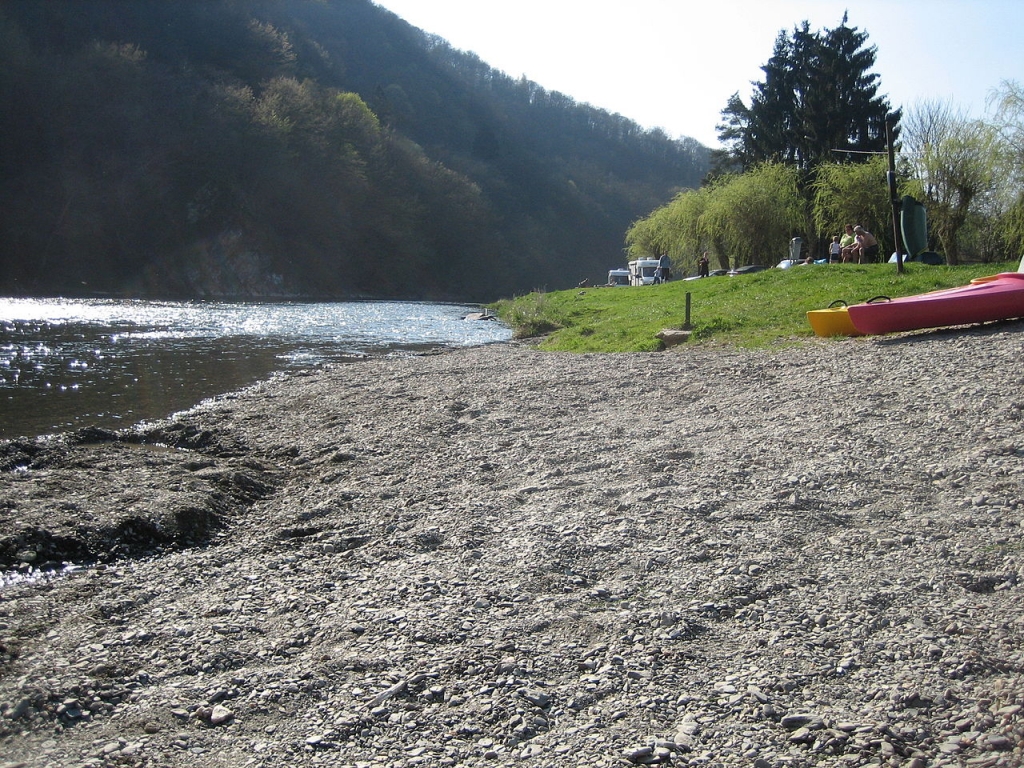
top-left (0, 430), bottom-right (278, 571)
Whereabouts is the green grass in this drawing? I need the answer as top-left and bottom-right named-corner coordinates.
top-left (491, 261), bottom-right (1021, 351)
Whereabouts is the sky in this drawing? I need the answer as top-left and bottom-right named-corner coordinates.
top-left (373, 0), bottom-right (1023, 148)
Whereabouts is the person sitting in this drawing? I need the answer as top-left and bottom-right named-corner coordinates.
top-left (852, 226), bottom-right (879, 263)
top-left (840, 224), bottom-right (857, 262)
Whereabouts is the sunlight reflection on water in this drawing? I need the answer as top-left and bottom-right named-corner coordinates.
top-left (0, 298), bottom-right (511, 439)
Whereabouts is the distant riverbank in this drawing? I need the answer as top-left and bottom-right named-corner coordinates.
top-left (2, 328), bottom-right (1023, 767)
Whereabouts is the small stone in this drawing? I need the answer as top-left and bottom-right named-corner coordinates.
top-left (747, 685), bottom-right (769, 702)
top-left (983, 734), bottom-right (1013, 750)
top-left (788, 727), bottom-right (814, 744)
top-left (519, 689), bottom-right (551, 708)
top-left (209, 705), bottom-right (234, 726)
top-left (675, 717), bottom-right (700, 737)
top-left (780, 713), bottom-right (824, 730)
top-left (520, 744), bottom-right (545, 758)
top-left (625, 745), bottom-right (654, 763)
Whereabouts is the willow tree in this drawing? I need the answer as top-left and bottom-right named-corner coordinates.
top-left (699, 163), bottom-right (806, 268)
top-left (625, 185), bottom-right (714, 274)
top-left (811, 155), bottom-right (912, 253)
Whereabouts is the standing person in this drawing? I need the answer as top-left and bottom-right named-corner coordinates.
top-left (698, 251), bottom-right (710, 278)
top-left (658, 253), bottom-right (672, 283)
top-left (840, 224), bottom-right (857, 262)
top-left (852, 226), bottom-right (879, 263)
top-left (829, 236), bottom-right (842, 263)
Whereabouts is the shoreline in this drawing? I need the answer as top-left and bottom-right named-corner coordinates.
top-left (2, 328), bottom-right (1024, 767)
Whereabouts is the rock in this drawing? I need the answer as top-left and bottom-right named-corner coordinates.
top-left (656, 329), bottom-right (691, 346)
top-left (518, 689), bottom-right (551, 708)
top-left (780, 713), bottom-right (825, 730)
top-left (520, 743), bottom-right (545, 759)
top-left (209, 705), bottom-right (234, 726)
top-left (8, 699), bottom-right (31, 720)
top-left (625, 745), bottom-right (654, 763)
top-left (983, 734), bottom-right (1013, 750)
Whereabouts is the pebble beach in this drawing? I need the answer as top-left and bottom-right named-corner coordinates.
top-left (2, 324), bottom-right (1024, 768)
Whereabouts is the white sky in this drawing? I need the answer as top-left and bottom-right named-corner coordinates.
top-left (373, 0), bottom-right (1024, 147)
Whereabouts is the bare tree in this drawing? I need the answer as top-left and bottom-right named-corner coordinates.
top-left (902, 100), bottom-right (1004, 264)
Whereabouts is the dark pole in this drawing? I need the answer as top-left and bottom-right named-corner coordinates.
top-left (886, 116), bottom-right (904, 274)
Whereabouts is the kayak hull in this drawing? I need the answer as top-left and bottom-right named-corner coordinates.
top-left (847, 273), bottom-right (1024, 335)
top-left (807, 306), bottom-right (863, 337)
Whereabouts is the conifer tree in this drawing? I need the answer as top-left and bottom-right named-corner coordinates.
top-left (717, 14), bottom-right (897, 172)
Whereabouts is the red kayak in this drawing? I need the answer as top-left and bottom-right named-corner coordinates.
top-left (847, 273), bottom-right (1024, 335)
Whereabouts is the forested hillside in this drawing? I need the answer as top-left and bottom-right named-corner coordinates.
top-left (0, 0), bottom-right (708, 301)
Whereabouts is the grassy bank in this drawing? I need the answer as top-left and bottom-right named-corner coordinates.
top-left (492, 261), bottom-right (1020, 351)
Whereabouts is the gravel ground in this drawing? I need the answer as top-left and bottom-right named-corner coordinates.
top-left (2, 324), bottom-right (1024, 768)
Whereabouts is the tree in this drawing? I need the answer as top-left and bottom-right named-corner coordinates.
top-left (994, 81), bottom-right (1024, 164)
top-left (812, 155), bottom-right (911, 255)
top-left (718, 15), bottom-right (896, 172)
top-left (902, 101), bottom-right (1005, 264)
top-left (698, 163), bottom-right (806, 268)
top-left (629, 164), bottom-right (806, 270)
top-left (625, 185), bottom-right (713, 274)
top-left (993, 81), bottom-right (1024, 256)
top-left (0, 0), bottom-right (711, 300)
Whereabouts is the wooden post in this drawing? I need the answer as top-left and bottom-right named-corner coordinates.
top-left (886, 116), bottom-right (905, 274)
top-left (684, 292), bottom-right (692, 330)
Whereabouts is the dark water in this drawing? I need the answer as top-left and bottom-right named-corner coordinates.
top-left (0, 298), bottom-right (511, 439)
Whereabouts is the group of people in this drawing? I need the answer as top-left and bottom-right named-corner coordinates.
top-left (831, 223), bottom-right (879, 263)
top-left (661, 227), bottom-right (878, 278)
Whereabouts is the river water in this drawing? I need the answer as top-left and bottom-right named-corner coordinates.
top-left (0, 298), bottom-right (512, 440)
